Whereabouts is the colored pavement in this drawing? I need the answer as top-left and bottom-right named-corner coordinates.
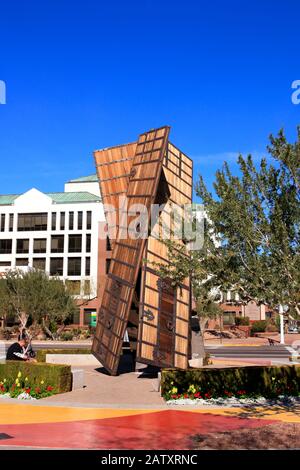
top-left (1, 402), bottom-right (298, 449)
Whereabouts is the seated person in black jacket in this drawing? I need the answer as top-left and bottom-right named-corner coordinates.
top-left (6, 333), bottom-right (29, 361)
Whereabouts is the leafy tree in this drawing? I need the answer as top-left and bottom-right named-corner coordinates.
top-left (0, 269), bottom-right (77, 337)
top-left (149, 127), bottom-right (300, 352)
top-left (195, 127), bottom-right (300, 316)
top-left (147, 238), bottom-right (222, 357)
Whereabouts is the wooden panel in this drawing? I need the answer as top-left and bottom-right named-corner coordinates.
top-left (94, 142), bottom-right (137, 249)
top-left (137, 140), bottom-right (193, 369)
top-left (92, 126), bottom-right (170, 375)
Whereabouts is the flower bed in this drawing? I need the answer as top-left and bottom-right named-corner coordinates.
top-left (161, 365), bottom-right (300, 401)
top-left (0, 361), bottom-right (72, 399)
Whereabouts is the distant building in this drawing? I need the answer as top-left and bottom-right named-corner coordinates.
top-left (0, 174), bottom-right (109, 326)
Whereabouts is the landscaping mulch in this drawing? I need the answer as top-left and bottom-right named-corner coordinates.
top-left (193, 422), bottom-right (300, 450)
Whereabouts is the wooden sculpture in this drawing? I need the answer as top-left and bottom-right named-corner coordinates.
top-left (92, 126), bottom-right (193, 375)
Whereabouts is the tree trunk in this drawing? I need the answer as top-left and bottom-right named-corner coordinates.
top-left (197, 317), bottom-right (206, 357)
top-left (42, 318), bottom-right (55, 340)
top-left (190, 317), bottom-right (206, 365)
top-left (17, 311), bottom-right (29, 335)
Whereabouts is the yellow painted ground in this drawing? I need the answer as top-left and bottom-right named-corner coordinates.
top-left (0, 403), bottom-right (158, 425)
top-left (220, 343), bottom-right (262, 347)
top-left (211, 359), bottom-right (262, 366)
top-left (188, 406), bottom-right (300, 423)
top-left (0, 402), bottom-right (299, 426)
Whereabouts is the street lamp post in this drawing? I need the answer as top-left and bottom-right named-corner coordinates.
top-left (279, 304), bottom-right (285, 345)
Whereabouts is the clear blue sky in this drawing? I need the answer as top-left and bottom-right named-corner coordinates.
top-left (0, 0), bottom-right (299, 197)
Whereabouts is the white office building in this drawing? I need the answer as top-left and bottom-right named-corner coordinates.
top-left (0, 174), bottom-right (105, 323)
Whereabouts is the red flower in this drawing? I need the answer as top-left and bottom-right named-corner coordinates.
top-left (46, 386), bottom-right (53, 391)
top-left (184, 394), bottom-right (189, 399)
top-left (25, 388), bottom-right (31, 394)
top-left (35, 387), bottom-right (41, 394)
top-left (194, 392), bottom-right (201, 398)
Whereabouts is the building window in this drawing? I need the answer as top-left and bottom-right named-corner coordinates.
top-left (85, 257), bottom-right (90, 276)
top-left (86, 211), bottom-right (92, 230)
top-left (33, 238), bottom-right (47, 253)
top-left (0, 239), bottom-right (12, 254)
top-left (86, 234), bottom-right (91, 252)
top-left (83, 280), bottom-right (90, 295)
top-left (67, 257), bottom-right (81, 276)
top-left (0, 214), bottom-right (5, 232)
top-left (18, 213), bottom-right (48, 231)
top-left (83, 309), bottom-right (95, 325)
top-left (51, 213), bottom-right (57, 231)
top-left (0, 261), bottom-right (11, 267)
top-left (16, 239), bottom-right (29, 254)
top-left (65, 280), bottom-right (81, 295)
top-left (69, 212), bottom-right (74, 230)
top-left (50, 258), bottom-right (64, 276)
top-left (32, 258), bottom-right (46, 271)
top-left (223, 312), bottom-right (236, 326)
top-left (9, 214), bottom-right (14, 232)
top-left (72, 309), bottom-right (80, 325)
top-left (60, 212), bottom-right (65, 230)
top-left (15, 258), bottom-right (28, 267)
top-left (68, 235), bottom-right (82, 253)
top-left (51, 235), bottom-right (64, 253)
top-left (106, 236), bottom-right (112, 251)
top-left (77, 211), bottom-right (83, 230)
top-left (106, 258), bottom-right (111, 274)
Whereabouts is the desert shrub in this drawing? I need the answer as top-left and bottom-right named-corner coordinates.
top-left (266, 323), bottom-right (278, 332)
top-left (251, 320), bottom-right (267, 334)
top-left (60, 331), bottom-right (75, 341)
top-left (235, 316), bottom-right (250, 326)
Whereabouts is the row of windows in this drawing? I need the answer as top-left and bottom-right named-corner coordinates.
top-left (0, 235), bottom-right (91, 254)
top-left (0, 211), bottom-right (92, 232)
top-left (72, 308), bottom-right (96, 325)
top-left (0, 257), bottom-right (91, 276)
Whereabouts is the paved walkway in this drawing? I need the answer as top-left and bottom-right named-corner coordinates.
top-left (0, 400), bottom-right (299, 449)
top-left (43, 361), bottom-right (164, 406)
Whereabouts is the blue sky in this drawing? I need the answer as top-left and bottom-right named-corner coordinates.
top-left (0, 0), bottom-right (299, 198)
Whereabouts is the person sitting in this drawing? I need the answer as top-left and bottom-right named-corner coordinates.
top-left (6, 333), bottom-right (30, 361)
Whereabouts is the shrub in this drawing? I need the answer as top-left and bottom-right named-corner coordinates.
top-left (235, 316), bottom-right (250, 326)
top-left (251, 320), bottom-right (267, 334)
top-left (0, 327), bottom-right (13, 340)
top-left (266, 323), bottom-right (278, 332)
top-left (36, 348), bottom-right (91, 362)
top-left (60, 331), bottom-right (75, 341)
top-left (161, 365), bottom-right (300, 400)
top-left (0, 361), bottom-right (72, 398)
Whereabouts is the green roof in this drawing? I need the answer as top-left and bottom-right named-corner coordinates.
top-left (68, 174), bottom-right (98, 183)
top-left (47, 192), bottom-right (101, 204)
top-left (0, 195), bottom-right (19, 205)
top-left (0, 192), bottom-right (101, 206)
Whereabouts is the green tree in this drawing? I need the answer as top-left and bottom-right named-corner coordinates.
top-left (195, 127), bottom-right (300, 316)
top-left (149, 127), bottom-right (300, 352)
top-left (147, 237), bottom-right (222, 358)
top-left (0, 269), bottom-right (77, 337)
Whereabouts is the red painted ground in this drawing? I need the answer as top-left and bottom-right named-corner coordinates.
top-left (0, 410), bottom-right (276, 449)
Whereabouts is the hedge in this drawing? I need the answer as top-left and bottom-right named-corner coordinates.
top-left (36, 348), bottom-right (91, 363)
top-left (0, 361), bottom-right (72, 394)
top-left (161, 365), bottom-right (300, 400)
